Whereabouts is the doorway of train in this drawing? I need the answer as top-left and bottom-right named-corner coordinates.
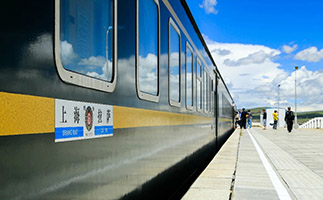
top-left (215, 72), bottom-right (219, 148)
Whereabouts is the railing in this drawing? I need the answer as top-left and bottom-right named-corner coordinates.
top-left (300, 117), bottom-right (323, 129)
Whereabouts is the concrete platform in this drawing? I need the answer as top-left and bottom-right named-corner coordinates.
top-left (182, 127), bottom-right (323, 200)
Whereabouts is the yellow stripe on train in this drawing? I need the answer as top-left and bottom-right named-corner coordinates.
top-left (114, 106), bottom-right (213, 128)
top-left (0, 92), bottom-right (55, 135)
top-left (0, 92), bottom-right (214, 136)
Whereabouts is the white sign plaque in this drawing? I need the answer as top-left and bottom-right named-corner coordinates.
top-left (55, 99), bottom-right (113, 142)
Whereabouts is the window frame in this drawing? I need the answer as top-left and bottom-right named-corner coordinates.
top-left (185, 42), bottom-right (194, 110)
top-left (54, 0), bottom-right (117, 92)
top-left (196, 57), bottom-right (203, 112)
top-left (203, 70), bottom-right (209, 113)
top-left (136, 0), bottom-right (160, 103)
top-left (168, 18), bottom-right (181, 107)
top-left (210, 77), bottom-right (215, 114)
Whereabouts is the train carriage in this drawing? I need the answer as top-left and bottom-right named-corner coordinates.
top-left (0, 0), bottom-right (235, 199)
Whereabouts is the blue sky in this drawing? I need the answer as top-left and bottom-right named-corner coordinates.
top-left (187, 0), bottom-right (323, 111)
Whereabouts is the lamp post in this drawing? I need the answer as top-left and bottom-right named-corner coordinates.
top-left (295, 66), bottom-right (298, 129)
top-left (278, 84), bottom-right (281, 109)
top-left (278, 84), bottom-right (280, 127)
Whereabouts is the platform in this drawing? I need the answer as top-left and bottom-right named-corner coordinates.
top-left (182, 127), bottom-right (323, 200)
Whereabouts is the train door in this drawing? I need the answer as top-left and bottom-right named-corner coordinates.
top-left (215, 73), bottom-right (219, 146)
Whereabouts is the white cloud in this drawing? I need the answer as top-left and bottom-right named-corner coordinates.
top-left (169, 52), bottom-right (180, 67)
top-left (138, 53), bottom-right (158, 94)
top-left (86, 71), bottom-right (101, 78)
top-left (207, 40), bottom-right (282, 88)
top-left (22, 34), bottom-right (53, 66)
top-left (78, 56), bottom-right (106, 66)
top-left (294, 46), bottom-right (323, 62)
top-left (60, 41), bottom-right (114, 81)
top-left (60, 40), bottom-right (79, 65)
top-left (28, 34), bottom-right (53, 59)
top-left (205, 38), bottom-right (323, 111)
top-left (199, 0), bottom-right (218, 15)
top-left (224, 50), bottom-right (278, 66)
top-left (282, 44), bottom-right (298, 54)
top-left (255, 66), bottom-right (323, 111)
top-left (85, 59), bottom-right (113, 81)
top-left (211, 48), bottom-right (231, 56)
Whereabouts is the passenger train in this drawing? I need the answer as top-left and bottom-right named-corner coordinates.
top-left (0, 0), bottom-right (235, 199)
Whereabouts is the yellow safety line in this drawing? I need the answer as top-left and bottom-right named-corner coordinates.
top-left (0, 92), bottom-right (214, 136)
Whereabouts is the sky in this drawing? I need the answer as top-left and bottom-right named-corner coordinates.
top-left (186, 0), bottom-right (323, 112)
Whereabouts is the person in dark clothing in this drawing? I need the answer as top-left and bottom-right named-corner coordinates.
top-left (238, 109), bottom-right (242, 128)
top-left (240, 108), bottom-right (248, 129)
top-left (285, 107), bottom-right (295, 133)
top-left (262, 109), bottom-right (267, 130)
top-left (273, 110), bottom-right (279, 130)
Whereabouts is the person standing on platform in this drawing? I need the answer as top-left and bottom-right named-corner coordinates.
top-left (237, 109), bottom-right (242, 129)
top-left (285, 107), bottom-right (295, 133)
top-left (273, 110), bottom-right (278, 130)
top-left (262, 109), bottom-right (267, 130)
top-left (240, 108), bottom-right (248, 129)
top-left (247, 110), bottom-right (252, 128)
top-left (234, 111), bottom-right (240, 129)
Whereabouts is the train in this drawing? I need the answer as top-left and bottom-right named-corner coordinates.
top-left (0, 0), bottom-right (235, 199)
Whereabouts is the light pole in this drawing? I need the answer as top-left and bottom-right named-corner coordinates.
top-left (295, 66), bottom-right (298, 129)
top-left (278, 84), bottom-right (281, 109)
top-left (278, 84), bottom-right (280, 127)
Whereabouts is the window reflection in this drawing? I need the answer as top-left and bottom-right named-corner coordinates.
top-left (197, 80), bottom-right (201, 110)
top-left (60, 0), bottom-right (114, 81)
top-left (169, 21), bottom-right (180, 104)
top-left (186, 44), bottom-right (193, 108)
top-left (138, 0), bottom-right (158, 96)
top-left (222, 94), bottom-right (232, 118)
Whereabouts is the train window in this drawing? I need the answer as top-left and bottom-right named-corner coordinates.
top-left (185, 42), bottom-right (194, 110)
top-left (55, 0), bottom-right (117, 92)
top-left (168, 18), bottom-right (181, 107)
top-left (136, 0), bottom-right (160, 102)
top-left (196, 58), bottom-right (202, 112)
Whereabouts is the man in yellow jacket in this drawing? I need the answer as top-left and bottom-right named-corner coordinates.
top-left (273, 110), bottom-right (278, 130)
